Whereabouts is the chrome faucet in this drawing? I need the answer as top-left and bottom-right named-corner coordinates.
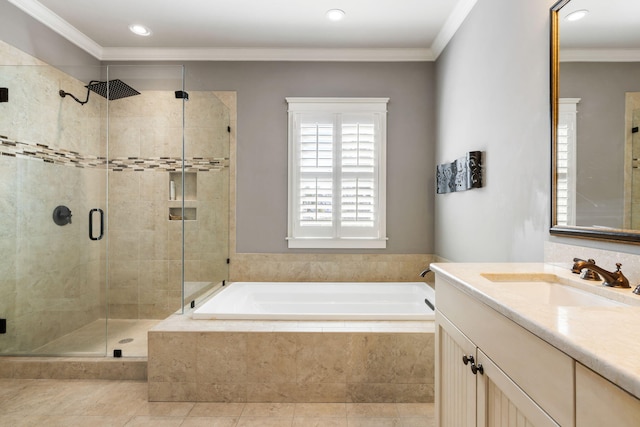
top-left (419, 268), bottom-right (431, 277)
top-left (571, 258), bottom-right (631, 288)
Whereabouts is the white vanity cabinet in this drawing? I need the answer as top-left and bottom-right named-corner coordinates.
top-left (436, 276), bottom-right (574, 427)
top-left (576, 363), bottom-right (640, 427)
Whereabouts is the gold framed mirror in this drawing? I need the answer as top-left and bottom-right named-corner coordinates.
top-left (550, 0), bottom-right (640, 243)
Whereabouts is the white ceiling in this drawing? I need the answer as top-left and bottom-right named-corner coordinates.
top-left (9, 0), bottom-right (478, 61)
top-left (558, 0), bottom-right (640, 61)
top-left (8, 0), bottom-right (640, 62)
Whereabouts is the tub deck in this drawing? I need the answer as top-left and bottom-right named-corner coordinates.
top-left (148, 313), bottom-right (434, 403)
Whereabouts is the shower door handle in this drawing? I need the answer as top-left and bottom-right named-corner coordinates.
top-left (89, 208), bottom-right (104, 241)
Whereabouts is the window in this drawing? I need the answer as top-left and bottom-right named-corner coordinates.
top-left (556, 98), bottom-right (580, 226)
top-left (286, 97), bottom-right (389, 248)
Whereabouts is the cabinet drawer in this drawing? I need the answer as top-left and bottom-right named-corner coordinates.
top-left (437, 277), bottom-right (574, 427)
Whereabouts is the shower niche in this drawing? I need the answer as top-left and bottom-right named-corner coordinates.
top-left (168, 172), bottom-right (197, 221)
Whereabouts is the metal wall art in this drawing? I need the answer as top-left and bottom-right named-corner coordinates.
top-left (436, 151), bottom-right (483, 194)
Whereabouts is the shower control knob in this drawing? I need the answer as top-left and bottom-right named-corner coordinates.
top-left (462, 355), bottom-right (474, 365)
top-left (53, 205), bottom-right (72, 226)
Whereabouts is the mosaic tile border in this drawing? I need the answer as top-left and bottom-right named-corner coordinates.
top-left (0, 135), bottom-right (228, 172)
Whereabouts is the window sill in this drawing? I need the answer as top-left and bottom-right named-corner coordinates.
top-left (286, 238), bottom-right (387, 249)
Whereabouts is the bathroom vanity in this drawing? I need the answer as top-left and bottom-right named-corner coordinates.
top-left (432, 263), bottom-right (640, 427)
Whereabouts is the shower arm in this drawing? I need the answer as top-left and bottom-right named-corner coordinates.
top-left (59, 80), bottom-right (100, 106)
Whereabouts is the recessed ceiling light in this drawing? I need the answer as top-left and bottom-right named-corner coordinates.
top-left (326, 9), bottom-right (345, 22)
top-left (565, 9), bottom-right (589, 22)
top-left (129, 24), bottom-right (152, 36)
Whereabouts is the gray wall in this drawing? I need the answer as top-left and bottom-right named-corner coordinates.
top-left (2, 1), bottom-right (435, 256)
top-left (434, 0), bottom-right (556, 262)
top-left (560, 62), bottom-right (640, 228)
top-left (184, 62), bottom-right (436, 254)
top-left (0, 1), bottom-right (98, 68)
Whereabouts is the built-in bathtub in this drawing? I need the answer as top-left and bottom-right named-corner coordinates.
top-left (192, 281), bottom-right (435, 320)
top-left (149, 281), bottom-right (435, 403)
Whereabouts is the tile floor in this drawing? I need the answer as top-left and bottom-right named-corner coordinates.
top-left (0, 379), bottom-right (435, 427)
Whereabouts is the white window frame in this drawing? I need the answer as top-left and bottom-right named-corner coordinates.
top-left (286, 97), bottom-right (389, 249)
top-left (556, 98), bottom-right (580, 226)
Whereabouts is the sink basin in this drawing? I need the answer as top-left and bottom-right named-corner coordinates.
top-left (481, 273), bottom-right (627, 307)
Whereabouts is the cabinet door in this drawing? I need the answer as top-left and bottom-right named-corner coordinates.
top-left (437, 311), bottom-right (477, 427)
top-left (476, 349), bottom-right (559, 427)
top-left (576, 363), bottom-right (640, 427)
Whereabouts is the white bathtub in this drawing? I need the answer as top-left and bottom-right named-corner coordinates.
top-left (192, 281), bottom-right (436, 320)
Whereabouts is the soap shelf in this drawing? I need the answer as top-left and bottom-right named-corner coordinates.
top-left (169, 172), bottom-right (197, 201)
top-left (169, 207), bottom-right (196, 221)
top-left (168, 172), bottom-right (197, 220)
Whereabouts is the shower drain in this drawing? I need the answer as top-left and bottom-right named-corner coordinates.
top-left (118, 338), bottom-right (134, 344)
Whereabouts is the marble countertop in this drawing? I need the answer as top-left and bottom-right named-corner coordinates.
top-left (430, 262), bottom-right (640, 400)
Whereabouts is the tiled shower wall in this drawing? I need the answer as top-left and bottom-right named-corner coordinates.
top-left (0, 42), bottom-right (106, 352)
top-left (106, 91), bottom-right (230, 318)
top-left (0, 42), bottom-right (232, 355)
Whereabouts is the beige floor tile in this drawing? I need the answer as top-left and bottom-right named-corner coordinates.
top-left (134, 401), bottom-right (194, 416)
top-left (189, 402), bottom-right (246, 417)
top-left (346, 403), bottom-right (399, 418)
top-left (347, 418), bottom-right (402, 427)
top-left (242, 402), bottom-right (296, 417)
top-left (122, 415), bottom-right (184, 426)
top-left (84, 381), bottom-right (148, 416)
top-left (294, 403), bottom-right (347, 417)
top-left (293, 417), bottom-right (348, 427)
top-left (32, 415), bottom-right (132, 427)
top-left (236, 417), bottom-right (294, 427)
top-left (395, 402), bottom-right (435, 417)
top-left (401, 417), bottom-right (435, 427)
top-left (0, 378), bottom-right (435, 427)
top-left (180, 417), bottom-right (239, 427)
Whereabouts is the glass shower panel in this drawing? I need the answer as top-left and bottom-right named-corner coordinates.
top-left (182, 92), bottom-right (231, 305)
top-left (632, 107), bottom-right (640, 229)
top-left (105, 65), bottom-right (185, 357)
top-left (0, 63), bottom-right (108, 355)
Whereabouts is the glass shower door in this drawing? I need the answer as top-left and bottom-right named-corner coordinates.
top-left (182, 91), bottom-right (231, 306)
top-left (104, 65), bottom-right (186, 357)
top-left (0, 63), bottom-right (109, 356)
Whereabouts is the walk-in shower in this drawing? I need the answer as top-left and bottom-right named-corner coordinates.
top-left (0, 53), bottom-right (230, 358)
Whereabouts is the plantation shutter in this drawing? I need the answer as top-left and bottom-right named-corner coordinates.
top-left (287, 98), bottom-right (388, 249)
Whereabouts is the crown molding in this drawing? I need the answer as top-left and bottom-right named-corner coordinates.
top-left (431, 0), bottom-right (478, 58)
top-left (561, 48), bottom-right (640, 62)
top-left (9, 0), bottom-right (474, 62)
top-left (101, 47), bottom-right (435, 62)
top-left (8, 0), bottom-right (103, 59)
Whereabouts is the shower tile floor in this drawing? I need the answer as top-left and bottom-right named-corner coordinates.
top-left (0, 378), bottom-right (435, 426)
top-left (33, 319), bottom-right (160, 357)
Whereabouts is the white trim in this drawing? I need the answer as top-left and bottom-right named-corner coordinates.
top-left (557, 98), bottom-right (580, 227)
top-left (431, 0), bottom-right (478, 58)
top-left (561, 49), bottom-right (640, 62)
top-left (286, 238), bottom-right (388, 249)
top-left (101, 47), bottom-right (433, 62)
top-left (9, 0), bottom-right (479, 62)
top-left (8, 0), bottom-right (104, 59)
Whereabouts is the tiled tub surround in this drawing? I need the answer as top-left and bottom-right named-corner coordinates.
top-left (229, 253), bottom-right (439, 283)
top-left (148, 315), bottom-right (435, 403)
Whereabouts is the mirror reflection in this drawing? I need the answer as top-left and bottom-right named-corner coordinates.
top-left (553, 0), bottom-right (640, 240)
